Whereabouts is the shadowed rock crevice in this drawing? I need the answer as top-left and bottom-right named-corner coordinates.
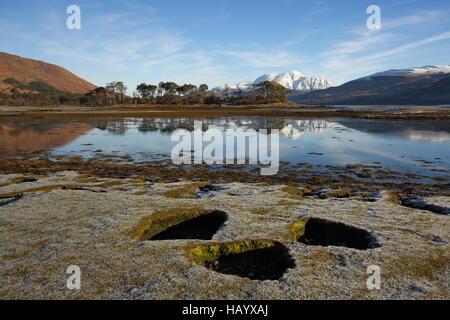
top-left (131, 208), bottom-right (227, 241)
top-left (151, 210), bottom-right (227, 240)
top-left (290, 218), bottom-right (379, 250)
top-left (187, 240), bottom-right (295, 281)
top-left (401, 198), bottom-right (449, 215)
top-left (196, 184), bottom-right (229, 198)
top-left (0, 195), bottom-right (23, 207)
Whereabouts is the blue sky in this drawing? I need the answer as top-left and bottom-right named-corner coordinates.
top-left (1, 0), bottom-right (449, 92)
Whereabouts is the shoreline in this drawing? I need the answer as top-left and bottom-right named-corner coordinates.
top-left (0, 153), bottom-right (448, 198)
top-left (0, 104), bottom-right (450, 120)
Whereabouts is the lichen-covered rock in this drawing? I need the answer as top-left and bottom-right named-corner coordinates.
top-left (0, 172), bottom-right (448, 300)
top-left (280, 186), bottom-right (312, 199)
top-left (317, 189), bottom-right (351, 199)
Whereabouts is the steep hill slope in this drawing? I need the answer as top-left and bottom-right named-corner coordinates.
top-left (0, 52), bottom-right (96, 94)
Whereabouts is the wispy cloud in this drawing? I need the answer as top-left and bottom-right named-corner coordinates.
top-left (325, 33), bottom-right (396, 55)
top-left (37, 7), bottom-right (191, 70)
top-left (320, 9), bottom-right (450, 83)
top-left (321, 31), bottom-right (450, 83)
top-left (351, 31), bottom-right (450, 64)
top-left (217, 49), bottom-right (305, 68)
top-left (347, 10), bottom-right (447, 36)
top-left (307, 0), bottom-right (329, 17)
top-left (383, 10), bottom-right (447, 30)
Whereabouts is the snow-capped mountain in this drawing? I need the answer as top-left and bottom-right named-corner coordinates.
top-left (213, 71), bottom-right (333, 93)
top-left (213, 81), bottom-right (253, 92)
top-left (290, 64), bottom-right (450, 105)
top-left (365, 65), bottom-right (450, 78)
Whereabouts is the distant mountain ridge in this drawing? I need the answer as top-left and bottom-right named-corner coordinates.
top-left (290, 65), bottom-right (450, 105)
top-left (0, 52), bottom-right (96, 94)
top-left (213, 71), bottom-right (333, 93)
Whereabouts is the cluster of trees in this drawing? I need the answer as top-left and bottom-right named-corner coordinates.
top-left (81, 81), bottom-right (133, 106)
top-left (0, 78), bottom-right (288, 106)
top-left (133, 81), bottom-right (287, 105)
top-left (134, 82), bottom-right (210, 104)
top-left (218, 81), bottom-right (289, 105)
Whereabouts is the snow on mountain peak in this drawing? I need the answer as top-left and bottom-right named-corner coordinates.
top-left (213, 71), bottom-right (333, 93)
top-left (253, 73), bottom-right (279, 84)
top-left (368, 65), bottom-right (450, 78)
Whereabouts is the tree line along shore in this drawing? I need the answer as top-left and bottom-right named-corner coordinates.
top-left (0, 78), bottom-right (289, 107)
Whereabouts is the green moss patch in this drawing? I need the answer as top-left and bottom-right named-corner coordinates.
top-left (317, 189), bottom-right (351, 199)
top-left (164, 182), bottom-right (211, 199)
top-left (281, 186), bottom-right (311, 199)
top-left (0, 184), bottom-right (82, 199)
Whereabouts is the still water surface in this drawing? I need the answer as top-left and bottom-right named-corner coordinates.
top-left (0, 117), bottom-right (449, 179)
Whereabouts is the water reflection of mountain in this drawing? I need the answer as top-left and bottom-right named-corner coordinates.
top-left (334, 119), bottom-right (450, 143)
top-left (97, 118), bottom-right (333, 139)
top-left (279, 120), bottom-right (330, 139)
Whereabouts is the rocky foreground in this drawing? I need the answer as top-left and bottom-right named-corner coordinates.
top-left (0, 172), bottom-right (448, 300)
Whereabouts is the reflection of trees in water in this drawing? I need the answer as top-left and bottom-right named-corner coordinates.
top-left (95, 118), bottom-right (202, 135)
top-left (94, 117), bottom-right (333, 138)
top-left (0, 117), bottom-right (334, 140)
top-left (104, 117), bottom-right (450, 141)
top-left (101, 121), bottom-right (128, 136)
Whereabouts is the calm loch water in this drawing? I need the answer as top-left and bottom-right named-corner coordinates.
top-left (0, 116), bottom-right (449, 180)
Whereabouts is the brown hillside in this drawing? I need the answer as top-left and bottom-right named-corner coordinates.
top-left (0, 52), bottom-right (96, 94)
